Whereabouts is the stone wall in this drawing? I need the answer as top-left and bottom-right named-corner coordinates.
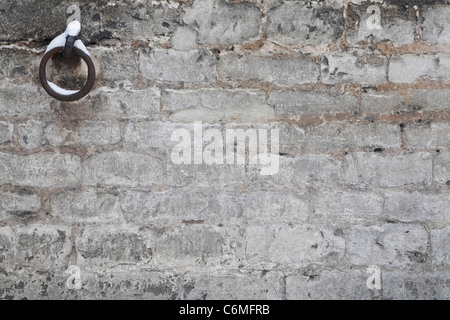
top-left (0, 0), bottom-right (449, 299)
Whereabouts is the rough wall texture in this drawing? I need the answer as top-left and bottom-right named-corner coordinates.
top-left (0, 0), bottom-right (450, 300)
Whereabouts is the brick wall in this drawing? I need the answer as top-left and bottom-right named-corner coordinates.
top-left (0, 0), bottom-right (449, 299)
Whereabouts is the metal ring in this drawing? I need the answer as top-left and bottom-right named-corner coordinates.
top-left (64, 35), bottom-right (76, 59)
top-left (39, 46), bottom-right (95, 102)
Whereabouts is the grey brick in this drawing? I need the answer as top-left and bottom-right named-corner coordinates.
top-left (125, 121), bottom-right (175, 151)
top-left (0, 227), bottom-right (13, 270)
top-left (434, 152), bottom-right (450, 185)
top-left (93, 47), bottom-right (137, 84)
top-left (16, 224), bottom-right (72, 269)
top-left (125, 121), bottom-right (223, 151)
top-left (162, 88), bottom-right (272, 123)
top-left (312, 191), bottom-right (383, 223)
top-left (19, 121), bottom-right (121, 148)
top-left (219, 53), bottom-right (318, 85)
top-left (0, 0), bottom-right (180, 43)
top-left (0, 152), bottom-right (81, 188)
top-left (246, 224), bottom-right (345, 266)
top-left (385, 191), bottom-right (450, 224)
top-left (404, 122), bottom-right (450, 150)
top-left (99, 1), bottom-right (180, 43)
top-left (17, 121), bottom-right (44, 149)
top-left (0, 85), bottom-right (51, 119)
top-left (0, 192), bottom-right (40, 220)
top-left (120, 190), bottom-right (214, 225)
top-left (93, 87), bottom-right (161, 120)
top-left (0, 122), bottom-right (13, 145)
top-left (140, 49), bottom-right (216, 83)
top-left (347, 3), bottom-right (416, 46)
top-left (267, 1), bottom-right (344, 46)
top-left (87, 270), bottom-right (178, 300)
top-left (249, 155), bottom-right (341, 189)
top-left (361, 89), bottom-right (450, 114)
top-left (50, 191), bottom-right (121, 223)
top-left (78, 121), bottom-right (121, 146)
top-left (268, 90), bottom-right (358, 116)
top-left (321, 52), bottom-right (387, 85)
top-left (346, 152), bottom-right (432, 188)
top-left (76, 226), bottom-right (153, 267)
top-left (170, 27), bottom-right (198, 51)
top-left (421, 5), bottom-right (450, 45)
top-left (239, 191), bottom-right (309, 222)
top-left (389, 53), bottom-right (450, 83)
top-left (83, 152), bottom-right (162, 188)
top-left (155, 225), bottom-right (237, 267)
top-left (167, 160), bottom-right (245, 189)
top-left (431, 226), bottom-right (450, 266)
top-left (194, 163), bottom-right (246, 189)
top-left (305, 122), bottom-right (401, 151)
top-left (0, 47), bottom-right (39, 80)
top-left (383, 272), bottom-right (450, 300)
top-left (347, 224), bottom-right (429, 267)
top-left (0, 0), bottom-right (179, 42)
top-left (286, 270), bottom-right (377, 300)
top-left (183, 0), bottom-right (262, 45)
top-left (182, 271), bottom-right (284, 300)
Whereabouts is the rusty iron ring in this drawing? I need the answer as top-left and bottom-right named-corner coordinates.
top-left (39, 46), bottom-right (95, 102)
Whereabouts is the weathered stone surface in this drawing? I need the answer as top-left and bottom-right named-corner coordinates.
top-left (16, 225), bottom-right (72, 269)
top-left (346, 152), bottom-right (432, 188)
top-left (0, 192), bottom-right (40, 220)
top-left (0, 152), bottom-right (81, 188)
top-left (121, 190), bottom-right (213, 224)
top-left (434, 152), bottom-right (450, 185)
top-left (140, 49), bottom-right (216, 83)
top-left (182, 271), bottom-right (284, 300)
top-left (389, 53), bottom-right (450, 83)
top-left (246, 224), bottom-right (345, 266)
top-left (0, 47), bottom-right (40, 80)
top-left (83, 152), bottom-right (162, 188)
top-left (383, 272), bottom-right (450, 300)
top-left (76, 226), bottom-right (153, 267)
top-left (170, 26), bottom-right (198, 51)
top-left (0, 85), bottom-right (52, 119)
top-left (286, 269), bottom-right (378, 300)
top-left (347, 3), bottom-right (416, 46)
top-left (267, 1), bottom-right (344, 46)
top-left (431, 226), bottom-right (450, 266)
top-left (0, 122), bottom-right (13, 145)
top-left (0, 0), bottom-right (180, 43)
top-left (347, 224), bottom-right (429, 267)
top-left (18, 121), bottom-right (121, 149)
top-left (361, 89), bottom-right (450, 114)
top-left (50, 191), bottom-right (121, 223)
top-left (183, 0), bottom-right (262, 45)
top-left (249, 155), bottom-right (341, 189)
top-left (311, 191), bottom-right (383, 223)
top-left (154, 225), bottom-right (238, 267)
top-left (268, 89), bottom-right (358, 116)
top-left (167, 159), bottom-right (246, 189)
top-left (404, 122), bottom-right (450, 150)
top-left (93, 47), bottom-right (137, 84)
top-left (321, 52), bottom-right (387, 84)
top-left (162, 88), bottom-right (273, 123)
top-left (421, 5), bottom-right (450, 45)
top-left (92, 87), bottom-right (161, 120)
top-left (385, 191), bottom-right (450, 224)
top-left (219, 53), bottom-right (318, 85)
top-left (0, 227), bottom-right (13, 270)
top-left (305, 122), bottom-right (400, 151)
